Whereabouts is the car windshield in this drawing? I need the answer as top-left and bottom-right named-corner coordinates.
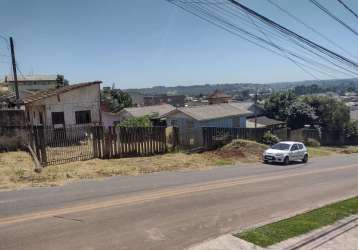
top-left (271, 143), bottom-right (291, 151)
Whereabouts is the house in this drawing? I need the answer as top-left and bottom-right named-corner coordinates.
top-left (118, 104), bottom-right (176, 126)
top-left (144, 94), bottom-right (185, 107)
top-left (163, 103), bottom-right (250, 146)
top-left (22, 81), bottom-right (101, 127)
top-left (246, 116), bottom-right (287, 129)
top-left (164, 103), bottom-right (250, 129)
top-left (207, 90), bottom-right (231, 105)
top-left (2, 74), bottom-right (68, 99)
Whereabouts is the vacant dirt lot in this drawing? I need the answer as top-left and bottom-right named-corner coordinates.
top-left (1, 140), bottom-right (358, 191)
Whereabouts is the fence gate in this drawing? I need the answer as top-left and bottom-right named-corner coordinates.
top-left (32, 125), bottom-right (95, 166)
top-left (31, 125), bottom-right (169, 166)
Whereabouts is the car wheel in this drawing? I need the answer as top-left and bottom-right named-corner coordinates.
top-left (302, 154), bottom-right (308, 163)
top-left (264, 160), bottom-right (268, 164)
top-left (283, 156), bottom-right (289, 165)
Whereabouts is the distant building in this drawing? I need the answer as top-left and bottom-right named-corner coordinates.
top-left (144, 95), bottom-right (185, 107)
top-left (2, 74), bottom-right (68, 99)
top-left (207, 90), bottom-right (231, 105)
top-left (127, 92), bottom-right (145, 107)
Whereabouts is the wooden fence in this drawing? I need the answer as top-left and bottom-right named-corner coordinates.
top-left (202, 127), bottom-right (269, 149)
top-left (31, 125), bottom-right (170, 166)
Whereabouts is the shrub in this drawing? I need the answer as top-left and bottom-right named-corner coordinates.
top-left (261, 132), bottom-right (279, 145)
top-left (305, 138), bottom-right (320, 147)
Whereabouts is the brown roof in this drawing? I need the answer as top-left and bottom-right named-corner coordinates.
top-left (23, 81), bottom-right (101, 104)
top-left (207, 90), bottom-right (231, 99)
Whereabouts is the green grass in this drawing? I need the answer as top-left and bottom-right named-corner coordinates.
top-left (236, 196), bottom-right (358, 247)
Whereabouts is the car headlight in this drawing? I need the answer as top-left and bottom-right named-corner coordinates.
top-left (275, 154), bottom-right (284, 157)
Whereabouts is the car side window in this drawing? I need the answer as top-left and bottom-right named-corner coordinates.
top-left (298, 144), bottom-right (303, 150)
top-left (290, 145), bottom-right (298, 151)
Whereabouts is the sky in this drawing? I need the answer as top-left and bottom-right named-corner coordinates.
top-left (1, 0), bottom-right (358, 89)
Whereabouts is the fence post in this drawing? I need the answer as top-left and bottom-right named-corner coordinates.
top-left (36, 125), bottom-right (47, 166)
top-left (92, 125), bottom-right (99, 158)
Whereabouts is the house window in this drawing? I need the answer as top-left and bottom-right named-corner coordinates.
top-left (170, 120), bottom-right (178, 127)
top-left (75, 110), bottom-right (92, 124)
top-left (52, 112), bottom-right (65, 126)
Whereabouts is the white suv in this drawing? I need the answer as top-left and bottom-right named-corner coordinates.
top-left (263, 141), bottom-right (308, 165)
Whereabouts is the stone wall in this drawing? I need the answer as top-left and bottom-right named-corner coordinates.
top-left (0, 109), bottom-right (28, 150)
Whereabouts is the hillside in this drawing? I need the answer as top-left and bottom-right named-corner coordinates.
top-left (125, 78), bottom-right (358, 96)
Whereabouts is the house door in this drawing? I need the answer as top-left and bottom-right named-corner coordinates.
top-left (51, 112), bottom-right (65, 142)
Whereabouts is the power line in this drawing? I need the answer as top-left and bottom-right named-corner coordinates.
top-left (336, 0), bottom-right (358, 19)
top-left (266, 0), bottom-right (358, 60)
top-left (168, 1), bottom-right (355, 78)
top-left (226, 0), bottom-right (358, 71)
top-left (167, 0), bottom-right (358, 78)
top-left (309, 0), bottom-right (358, 37)
top-left (217, 2), bottom-right (355, 77)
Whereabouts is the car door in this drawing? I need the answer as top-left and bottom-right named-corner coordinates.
top-left (289, 144), bottom-right (298, 161)
top-left (297, 143), bottom-right (305, 160)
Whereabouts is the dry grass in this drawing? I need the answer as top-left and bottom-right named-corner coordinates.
top-left (308, 146), bottom-right (358, 158)
top-left (1, 140), bottom-right (358, 191)
top-left (0, 151), bottom-right (223, 191)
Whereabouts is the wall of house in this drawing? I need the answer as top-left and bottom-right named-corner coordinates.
top-left (102, 112), bottom-right (120, 128)
top-left (26, 84), bottom-right (101, 126)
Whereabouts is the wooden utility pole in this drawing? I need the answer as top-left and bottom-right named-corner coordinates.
top-left (254, 89), bottom-right (258, 129)
top-left (9, 37), bottom-right (20, 108)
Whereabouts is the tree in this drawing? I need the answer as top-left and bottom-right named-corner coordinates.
top-left (119, 115), bottom-right (152, 127)
top-left (287, 101), bottom-right (315, 129)
top-left (301, 95), bottom-right (350, 131)
top-left (264, 91), bottom-right (296, 121)
top-left (102, 88), bottom-right (132, 113)
top-left (346, 120), bottom-right (358, 138)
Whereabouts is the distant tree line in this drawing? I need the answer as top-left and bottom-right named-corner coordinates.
top-left (264, 91), bottom-right (356, 138)
top-left (293, 83), bottom-right (357, 96)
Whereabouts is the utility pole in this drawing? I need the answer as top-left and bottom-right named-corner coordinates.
top-left (10, 37), bottom-right (20, 108)
top-left (254, 88), bottom-right (258, 129)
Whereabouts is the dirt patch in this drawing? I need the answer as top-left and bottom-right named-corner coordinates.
top-left (211, 139), bottom-right (269, 163)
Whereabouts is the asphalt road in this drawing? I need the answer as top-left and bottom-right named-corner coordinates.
top-left (1, 154), bottom-right (358, 250)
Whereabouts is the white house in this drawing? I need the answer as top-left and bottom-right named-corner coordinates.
top-left (23, 81), bottom-right (101, 127)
